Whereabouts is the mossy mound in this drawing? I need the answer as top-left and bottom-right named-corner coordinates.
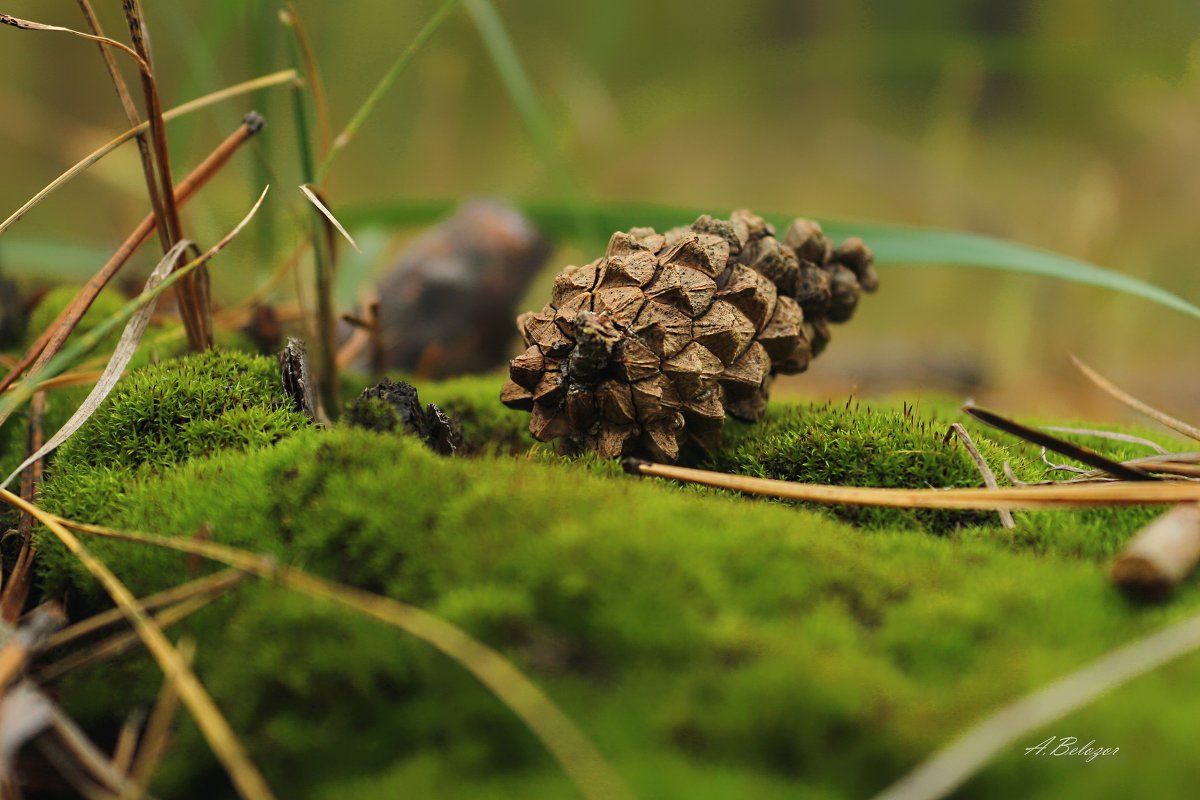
top-left (29, 420), bottom-right (1199, 797)
top-left (714, 400), bottom-right (1038, 532)
top-left (22, 351), bottom-right (1196, 798)
top-left (36, 349), bottom-right (310, 596)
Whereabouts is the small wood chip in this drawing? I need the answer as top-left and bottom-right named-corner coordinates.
top-left (1112, 504), bottom-right (1200, 600)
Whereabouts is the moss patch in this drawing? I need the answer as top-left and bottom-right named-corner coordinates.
top-left (27, 358), bottom-right (1198, 799)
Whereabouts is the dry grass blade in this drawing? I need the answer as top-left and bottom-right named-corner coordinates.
top-left (39, 511), bottom-right (632, 800)
top-left (872, 608), bottom-right (1200, 800)
top-left (111, 710), bottom-right (143, 777)
top-left (0, 114), bottom-right (265, 397)
top-left (35, 593), bottom-right (222, 685)
top-left (1070, 354), bottom-right (1200, 442)
top-left (0, 239), bottom-right (191, 492)
top-left (0, 15), bottom-right (148, 73)
top-left (963, 404), bottom-right (1157, 482)
top-left (0, 494), bottom-right (275, 800)
top-left (128, 637), bottom-right (196, 799)
top-left (299, 185), bottom-right (360, 252)
top-left (945, 423), bottom-right (1014, 528)
top-left (622, 459), bottom-right (1200, 509)
top-left (0, 186), bottom-right (270, 431)
top-left (0, 69), bottom-right (292, 238)
top-left (38, 569), bottom-right (245, 655)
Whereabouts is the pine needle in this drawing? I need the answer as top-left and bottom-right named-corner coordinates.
top-left (622, 459), bottom-right (1200, 509)
top-left (299, 185), bottom-right (360, 252)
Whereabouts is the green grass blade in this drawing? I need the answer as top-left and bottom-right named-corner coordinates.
top-left (317, 0), bottom-right (461, 180)
top-left (340, 199), bottom-right (1200, 320)
top-left (817, 220), bottom-right (1200, 320)
top-left (463, 0), bottom-right (593, 242)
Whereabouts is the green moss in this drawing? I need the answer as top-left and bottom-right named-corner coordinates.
top-left (709, 400), bottom-right (1029, 533)
top-left (34, 417), bottom-right (1200, 800)
top-left (37, 349), bottom-right (310, 593)
top-left (30, 364), bottom-right (1196, 798)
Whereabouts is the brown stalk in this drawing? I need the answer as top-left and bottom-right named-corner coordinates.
top-left (120, 0), bottom-right (211, 351)
top-left (0, 115), bottom-right (264, 399)
top-left (75, 0), bottom-right (167, 242)
top-left (622, 459), bottom-right (1200, 509)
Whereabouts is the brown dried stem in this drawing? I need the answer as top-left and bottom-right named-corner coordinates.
top-left (0, 393), bottom-right (46, 622)
top-left (75, 0), bottom-right (167, 242)
top-left (120, 1), bottom-right (211, 351)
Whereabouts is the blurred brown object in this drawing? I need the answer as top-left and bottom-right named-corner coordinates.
top-left (0, 272), bottom-right (23, 348)
top-left (375, 199), bottom-right (550, 378)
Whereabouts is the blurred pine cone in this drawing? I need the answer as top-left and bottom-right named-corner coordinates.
top-left (500, 211), bottom-right (878, 461)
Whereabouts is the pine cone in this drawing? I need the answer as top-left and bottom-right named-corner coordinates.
top-left (500, 211), bottom-right (878, 461)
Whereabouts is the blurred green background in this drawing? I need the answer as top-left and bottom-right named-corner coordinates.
top-left (2, 0), bottom-right (1199, 421)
